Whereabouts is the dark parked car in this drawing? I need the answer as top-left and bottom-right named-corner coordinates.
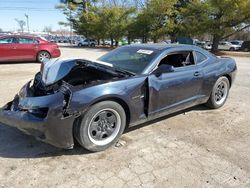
top-left (0, 35), bottom-right (61, 63)
top-left (0, 44), bottom-right (237, 151)
top-left (241, 41), bottom-right (250, 52)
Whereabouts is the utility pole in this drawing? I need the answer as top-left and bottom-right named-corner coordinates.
top-left (24, 14), bottom-right (30, 33)
top-left (69, 8), bottom-right (73, 45)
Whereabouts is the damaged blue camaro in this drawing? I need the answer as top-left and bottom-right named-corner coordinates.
top-left (0, 44), bottom-right (237, 151)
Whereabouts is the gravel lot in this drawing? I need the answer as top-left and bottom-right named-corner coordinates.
top-left (0, 47), bottom-right (250, 187)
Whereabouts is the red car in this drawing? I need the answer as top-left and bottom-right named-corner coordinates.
top-left (0, 35), bottom-right (61, 63)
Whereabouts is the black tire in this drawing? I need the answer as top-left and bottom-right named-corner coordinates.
top-left (205, 76), bottom-right (230, 109)
top-left (229, 47), bottom-right (235, 51)
top-left (37, 51), bottom-right (51, 63)
top-left (75, 101), bottom-right (126, 152)
top-left (78, 43), bottom-right (83, 47)
top-left (90, 43), bottom-right (95, 47)
top-left (244, 48), bottom-right (249, 52)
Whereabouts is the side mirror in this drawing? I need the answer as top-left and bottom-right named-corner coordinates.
top-left (153, 64), bottom-right (174, 77)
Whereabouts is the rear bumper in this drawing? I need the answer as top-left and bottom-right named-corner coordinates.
top-left (0, 82), bottom-right (75, 149)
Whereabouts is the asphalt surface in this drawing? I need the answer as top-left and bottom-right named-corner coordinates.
top-left (0, 47), bottom-right (249, 187)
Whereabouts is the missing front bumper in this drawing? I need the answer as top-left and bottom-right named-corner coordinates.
top-left (0, 85), bottom-right (76, 149)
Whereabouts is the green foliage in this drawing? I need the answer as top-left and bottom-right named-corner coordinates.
top-left (58, 0), bottom-right (250, 50)
top-left (179, 0), bottom-right (250, 51)
top-left (129, 0), bottom-right (178, 42)
top-left (74, 5), bottom-right (135, 46)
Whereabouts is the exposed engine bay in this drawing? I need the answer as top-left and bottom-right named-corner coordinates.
top-left (31, 59), bottom-right (131, 97)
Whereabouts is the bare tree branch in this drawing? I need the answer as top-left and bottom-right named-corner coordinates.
top-left (222, 24), bottom-right (250, 39)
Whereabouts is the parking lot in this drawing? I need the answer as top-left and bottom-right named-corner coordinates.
top-left (0, 47), bottom-right (250, 187)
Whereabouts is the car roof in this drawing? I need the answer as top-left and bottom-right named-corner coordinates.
top-left (126, 43), bottom-right (215, 61)
top-left (0, 35), bottom-right (40, 39)
top-left (128, 43), bottom-right (201, 52)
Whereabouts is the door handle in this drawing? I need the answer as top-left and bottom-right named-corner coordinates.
top-left (194, 71), bottom-right (201, 77)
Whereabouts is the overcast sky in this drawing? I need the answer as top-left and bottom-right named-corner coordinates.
top-left (0, 0), bottom-right (69, 32)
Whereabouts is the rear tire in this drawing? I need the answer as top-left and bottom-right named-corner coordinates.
top-left (37, 51), bottom-right (51, 63)
top-left (229, 47), bottom-right (235, 51)
top-left (205, 76), bottom-right (230, 109)
top-left (75, 101), bottom-right (126, 152)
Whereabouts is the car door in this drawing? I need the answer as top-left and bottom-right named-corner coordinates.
top-left (0, 37), bottom-right (18, 61)
top-left (83, 39), bottom-right (89, 45)
top-left (218, 42), bottom-right (224, 50)
top-left (147, 50), bottom-right (204, 115)
top-left (219, 42), bottom-right (229, 50)
top-left (15, 37), bottom-right (39, 61)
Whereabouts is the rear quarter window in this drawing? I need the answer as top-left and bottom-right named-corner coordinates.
top-left (195, 51), bottom-right (207, 64)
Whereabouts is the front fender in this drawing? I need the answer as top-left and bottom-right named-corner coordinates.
top-left (69, 76), bottom-right (147, 124)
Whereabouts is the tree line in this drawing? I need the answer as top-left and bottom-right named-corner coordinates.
top-left (58, 0), bottom-right (250, 52)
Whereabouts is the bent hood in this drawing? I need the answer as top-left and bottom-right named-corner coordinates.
top-left (41, 58), bottom-right (113, 86)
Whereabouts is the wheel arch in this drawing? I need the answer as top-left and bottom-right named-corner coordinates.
top-left (222, 74), bottom-right (232, 88)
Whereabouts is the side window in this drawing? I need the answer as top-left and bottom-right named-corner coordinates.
top-left (0, 37), bottom-right (15, 44)
top-left (34, 40), bottom-right (39, 44)
top-left (195, 51), bottom-right (207, 64)
top-left (159, 51), bottom-right (195, 68)
top-left (18, 38), bottom-right (35, 44)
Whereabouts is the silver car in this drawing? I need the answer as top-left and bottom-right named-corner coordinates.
top-left (218, 41), bottom-right (241, 51)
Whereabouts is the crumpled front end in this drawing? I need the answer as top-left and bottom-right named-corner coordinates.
top-left (0, 58), bottom-right (130, 149)
top-left (0, 80), bottom-right (76, 149)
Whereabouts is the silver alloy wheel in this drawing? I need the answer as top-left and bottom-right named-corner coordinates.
top-left (87, 108), bottom-right (121, 146)
top-left (214, 80), bottom-right (228, 105)
top-left (38, 51), bottom-right (50, 62)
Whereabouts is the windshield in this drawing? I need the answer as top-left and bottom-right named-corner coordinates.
top-left (231, 41), bottom-right (241, 45)
top-left (98, 46), bottom-right (159, 74)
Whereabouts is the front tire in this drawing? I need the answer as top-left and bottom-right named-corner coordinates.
top-left (75, 101), bottom-right (126, 152)
top-left (205, 76), bottom-right (230, 109)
